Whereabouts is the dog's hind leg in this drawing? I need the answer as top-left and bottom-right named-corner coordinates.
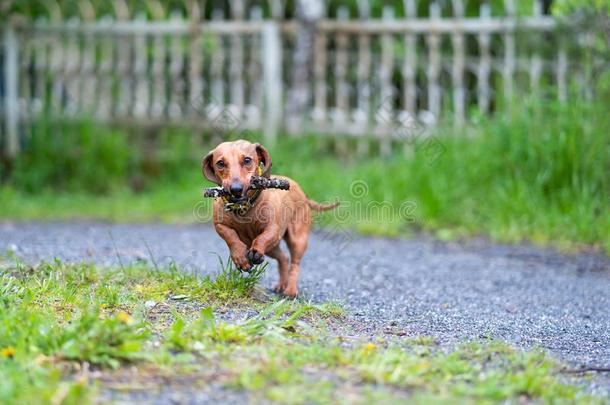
top-left (267, 244), bottom-right (289, 293)
top-left (283, 222), bottom-right (310, 297)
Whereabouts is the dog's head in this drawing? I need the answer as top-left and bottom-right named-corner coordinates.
top-left (202, 140), bottom-right (272, 202)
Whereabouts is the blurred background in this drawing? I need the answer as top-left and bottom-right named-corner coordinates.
top-left (0, 0), bottom-right (608, 253)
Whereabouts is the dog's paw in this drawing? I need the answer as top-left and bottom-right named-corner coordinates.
top-left (282, 286), bottom-right (299, 298)
top-left (247, 249), bottom-right (265, 265)
top-left (231, 253), bottom-right (252, 272)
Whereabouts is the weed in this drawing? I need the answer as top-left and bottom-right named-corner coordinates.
top-left (58, 310), bottom-right (149, 368)
top-left (209, 255), bottom-right (267, 299)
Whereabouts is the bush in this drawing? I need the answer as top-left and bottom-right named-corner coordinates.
top-left (9, 119), bottom-right (131, 193)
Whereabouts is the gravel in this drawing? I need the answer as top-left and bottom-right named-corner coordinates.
top-left (1, 221), bottom-right (609, 393)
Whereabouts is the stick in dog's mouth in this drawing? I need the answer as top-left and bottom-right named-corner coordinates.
top-left (203, 176), bottom-right (290, 200)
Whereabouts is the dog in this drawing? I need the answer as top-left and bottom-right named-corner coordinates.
top-left (202, 140), bottom-right (338, 297)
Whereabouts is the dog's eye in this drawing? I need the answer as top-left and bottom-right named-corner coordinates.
top-left (216, 160), bottom-right (225, 169)
top-left (243, 157), bottom-right (253, 165)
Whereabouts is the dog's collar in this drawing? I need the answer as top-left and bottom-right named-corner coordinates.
top-left (222, 188), bottom-right (262, 215)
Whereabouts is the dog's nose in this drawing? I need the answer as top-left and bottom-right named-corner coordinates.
top-left (229, 182), bottom-right (243, 196)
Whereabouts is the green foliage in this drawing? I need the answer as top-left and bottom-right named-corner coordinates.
top-left (9, 119), bottom-right (130, 193)
top-left (164, 307), bottom-right (248, 351)
top-left (351, 343), bottom-right (583, 402)
top-left (0, 258), bottom-right (603, 404)
top-left (0, 257), bottom-right (268, 405)
top-left (553, 0), bottom-right (610, 15)
top-left (227, 336), bottom-right (603, 404)
top-left (0, 360), bottom-right (90, 405)
top-left (4, 119), bottom-right (209, 195)
top-left (210, 256), bottom-right (268, 299)
top-left (164, 302), bottom-right (295, 352)
top-left (5, 0), bottom-right (554, 20)
top-left (58, 310), bottom-right (149, 368)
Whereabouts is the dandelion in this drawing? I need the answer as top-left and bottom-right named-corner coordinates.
top-left (116, 311), bottom-right (134, 325)
top-left (363, 342), bottom-right (377, 356)
top-left (1, 347), bottom-right (16, 358)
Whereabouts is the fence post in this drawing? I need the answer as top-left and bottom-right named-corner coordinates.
top-left (262, 22), bottom-right (282, 144)
top-left (3, 23), bottom-right (19, 157)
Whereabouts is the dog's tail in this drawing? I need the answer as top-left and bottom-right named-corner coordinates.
top-left (308, 199), bottom-right (340, 212)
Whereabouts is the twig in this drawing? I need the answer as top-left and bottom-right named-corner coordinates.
top-left (203, 176), bottom-right (290, 199)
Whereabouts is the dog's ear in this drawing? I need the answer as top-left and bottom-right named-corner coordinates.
top-left (202, 151), bottom-right (221, 185)
top-left (255, 143), bottom-right (272, 178)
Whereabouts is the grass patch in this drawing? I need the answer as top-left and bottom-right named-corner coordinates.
top-left (0, 257), bottom-right (604, 404)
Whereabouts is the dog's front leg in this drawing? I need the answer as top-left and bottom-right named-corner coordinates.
top-left (214, 223), bottom-right (251, 271)
top-left (248, 224), bottom-right (282, 265)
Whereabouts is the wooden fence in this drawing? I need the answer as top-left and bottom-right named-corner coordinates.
top-left (1, 0), bottom-right (601, 156)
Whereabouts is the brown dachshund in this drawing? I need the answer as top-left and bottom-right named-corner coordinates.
top-left (202, 140), bottom-right (338, 297)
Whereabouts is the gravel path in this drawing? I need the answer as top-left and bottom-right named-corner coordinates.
top-left (2, 221), bottom-right (609, 384)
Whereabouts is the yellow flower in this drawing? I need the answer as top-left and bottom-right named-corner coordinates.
top-left (363, 342), bottom-right (377, 356)
top-left (116, 311), bottom-right (134, 325)
top-left (1, 347), bottom-right (16, 358)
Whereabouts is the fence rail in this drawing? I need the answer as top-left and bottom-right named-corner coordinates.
top-left (1, 1), bottom-right (603, 156)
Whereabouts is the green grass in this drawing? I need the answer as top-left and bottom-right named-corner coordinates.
top-left (1, 98), bottom-right (609, 253)
top-left (0, 257), bottom-right (604, 404)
